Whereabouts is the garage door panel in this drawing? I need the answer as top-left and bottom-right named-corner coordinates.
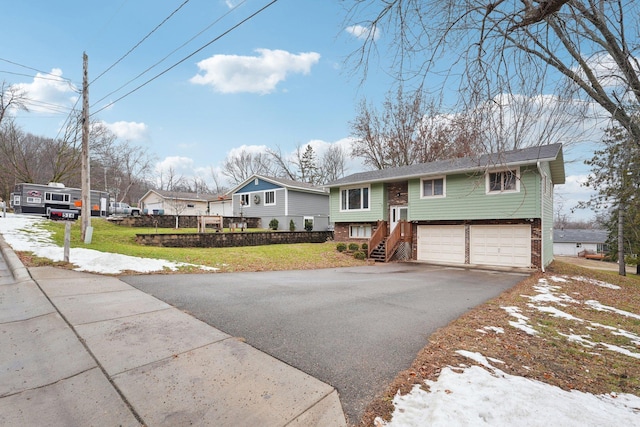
top-left (470, 225), bottom-right (531, 268)
top-left (417, 226), bottom-right (465, 264)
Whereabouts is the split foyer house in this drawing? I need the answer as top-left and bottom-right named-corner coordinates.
top-left (325, 143), bottom-right (565, 270)
top-left (228, 175), bottom-right (330, 231)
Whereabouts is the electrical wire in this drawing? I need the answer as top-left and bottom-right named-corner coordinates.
top-left (91, 0), bottom-right (278, 117)
top-left (91, 0), bottom-right (247, 108)
top-left (0, 57), bottom-right (75, 84)
top-left (91, 0), bottom-right (192, 84)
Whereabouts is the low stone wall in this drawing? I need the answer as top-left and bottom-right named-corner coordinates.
top-left (113, 215), bottom-right (261, 229)
top-left (135, 231), bottom-right (334, 248)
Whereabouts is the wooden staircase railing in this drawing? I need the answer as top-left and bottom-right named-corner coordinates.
top-left (368, 220), bottom-right (388, 258)
top-left (385, 220), bottom-right (412, 261)
top-left (368, 220), bottom-right (413, 262)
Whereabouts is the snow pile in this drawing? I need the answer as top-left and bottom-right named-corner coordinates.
top-left (378, 275), bottom-right (640, 426)
top-left (0, 214), bottom-right (217, 274)
top-left (378, 351), bottom-right (640, 427)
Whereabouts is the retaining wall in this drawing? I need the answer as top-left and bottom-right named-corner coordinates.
top-left (135, 231), bottom-right (334, 248)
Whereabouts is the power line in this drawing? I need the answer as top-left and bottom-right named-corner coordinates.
top-left (0, 70), bottom-right (79, 87)
top-left (91, 0), bottom-right (278, 117)
top-left (91, 0), bottom-right (192, 84)
top-left (91, 0), bottom-right (247, 108)
top-left (0, 57), bottom-right (73, 82)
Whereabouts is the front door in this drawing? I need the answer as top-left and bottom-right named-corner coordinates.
top-left (390, 206), bottom-right (408, 232)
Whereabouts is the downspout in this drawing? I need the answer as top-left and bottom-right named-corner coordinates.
top-left (537, 161), bottom-right (545, 273)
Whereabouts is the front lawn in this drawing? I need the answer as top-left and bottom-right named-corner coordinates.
top-left (39, 218), bottom-right (365, 273)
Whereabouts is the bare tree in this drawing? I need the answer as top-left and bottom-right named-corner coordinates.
top-left (209, 166), bottom-right (229, 195)
top-left (268, 145), bottom-right (298, 180)
top-left (350, 87), bottom-right (482, 169)
top-left (320, 144), bottom-right (348, 183)
top-left (221, 149), bottom-right (273, 184)
top-left (345, 0), bottom-right (640, 149)
top-left (0, 81), bottom-right (28, 125)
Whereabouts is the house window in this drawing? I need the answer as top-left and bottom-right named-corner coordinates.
top-left (350, 224), bottom-right (372, 238)
top-left (187, 204), bottom-right (195, 208)
top-left (240, 194), bottom-right (250, 206)
top-left (304, 216), bottom-right (314, 231)
top-left (264, 190), bottom-right (275, 205)
top-left (421, 177), bottom-right (445, 198)
top-left (340, 186), bottom-right (370, 211)
top-left (487, 169), bottom-right (519, 193)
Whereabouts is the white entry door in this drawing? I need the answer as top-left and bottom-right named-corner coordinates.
top-left (390, 206), bottom-right (408, 232)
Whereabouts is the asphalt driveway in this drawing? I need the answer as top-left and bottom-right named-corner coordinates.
top-left (122, 263), bottom-right (528, 424)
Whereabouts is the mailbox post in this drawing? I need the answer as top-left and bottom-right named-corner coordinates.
top-left (48, 208), bottom-right (79, 262)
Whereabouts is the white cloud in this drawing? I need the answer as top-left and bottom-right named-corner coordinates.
top-left (190, 49), bottom-right (321, 94)
top-left (345, 24), bottom-right (380, 41)
top-left (155, 156), bottom-right (195, 175)
top-left (225, 144), bottom-right (270, 157)
top-left (224, 0), bottom-right (242, 8)
top-left (14, 68), bottom-right (78, 114)
top-left (102, 121), bottom-right (149, 141)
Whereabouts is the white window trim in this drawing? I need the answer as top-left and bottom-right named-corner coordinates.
top-left (486, 167), bottom-right (520, 194)
top-left (264, 190), bottom-right (276, 206)
top-left (420, 176), bottom-right (446, 199)
top-left (239, 193), bottom-right (250, 207)
top-left (339, 185), bottom-right (371, 212)
top-left (349, 224), bottom-right (372, 238)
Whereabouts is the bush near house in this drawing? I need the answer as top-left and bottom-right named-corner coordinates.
top-left (269, 218), bottom-right (279, 230)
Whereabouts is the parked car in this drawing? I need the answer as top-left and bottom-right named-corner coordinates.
top-left (109, 202), bottom-right (141, 216)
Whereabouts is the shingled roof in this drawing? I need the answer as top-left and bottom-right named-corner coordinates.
top-left (325, 143), bottom-right (564, 188)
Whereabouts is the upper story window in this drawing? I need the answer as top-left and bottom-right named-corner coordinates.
top-left (421, 177), bottom-right (445, 198)
top-left (340, 186), bottom-right (370, 211)
top-left (264, 190), bottom-right (275, 205)
top-left (240, 194), bottom-right (250, 206)
top-left (487, 168), bottom-right (519, 194)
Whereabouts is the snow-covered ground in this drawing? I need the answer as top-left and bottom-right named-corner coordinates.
top-left (1, 213), bottom-right (639, 425)
top-left (0, 213), bottom-right (217, 274)
top-left (378, 275), bottom-right (640, 426)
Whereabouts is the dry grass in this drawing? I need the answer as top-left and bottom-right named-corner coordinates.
top-left (358, 261), bottom-right (640, 426)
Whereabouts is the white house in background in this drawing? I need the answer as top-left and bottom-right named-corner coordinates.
top-left (553, 229), bottom-right (609, 256)
top-left (228, 175), bottom-right (330, 231)
top-left (138, 189), bottom-right (232, 216)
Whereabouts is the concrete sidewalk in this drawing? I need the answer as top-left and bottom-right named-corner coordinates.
top-left (0, 236), bottom-right (346, 426)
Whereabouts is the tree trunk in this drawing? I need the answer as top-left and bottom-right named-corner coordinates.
top-left (618, 204), bottom-right (626, 276)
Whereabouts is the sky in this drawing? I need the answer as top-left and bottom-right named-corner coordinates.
top-left (1, 0), bottom-right (601, 220)
top-left (1, 213), bottom-right (639, 425)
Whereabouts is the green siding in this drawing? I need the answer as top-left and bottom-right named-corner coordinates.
top-left (540, 162), bottom-right (555, 268)
top-left (330, 182), bottom-right (387, 222)
top-left (408, 166), bottom-right (541, 220)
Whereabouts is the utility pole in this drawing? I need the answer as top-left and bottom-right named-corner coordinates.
top-left (81, 52), bottom-right (92, 243)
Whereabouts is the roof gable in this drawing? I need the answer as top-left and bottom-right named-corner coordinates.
top-left (325, 143), bottom-right (565, 187)
top-left (229, 174), bottom-right (328, 195)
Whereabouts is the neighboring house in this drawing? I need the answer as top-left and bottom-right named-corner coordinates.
top-left (553, 229), bottom-right (609, 257)
top-left (138, 189), bottom-right (232, 216)
top-left (325, 143), bottom-right (565, 270)
top-left (228, 175), bottom-right (330, 231)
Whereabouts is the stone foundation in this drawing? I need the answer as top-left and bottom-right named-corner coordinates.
top-left (135, 231), bottom-right (334, 248)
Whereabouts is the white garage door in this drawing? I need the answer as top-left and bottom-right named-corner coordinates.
top-left (470, 225), bottom-right (531, 268)
top-left (417, 225), bottom-right (465, 264)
